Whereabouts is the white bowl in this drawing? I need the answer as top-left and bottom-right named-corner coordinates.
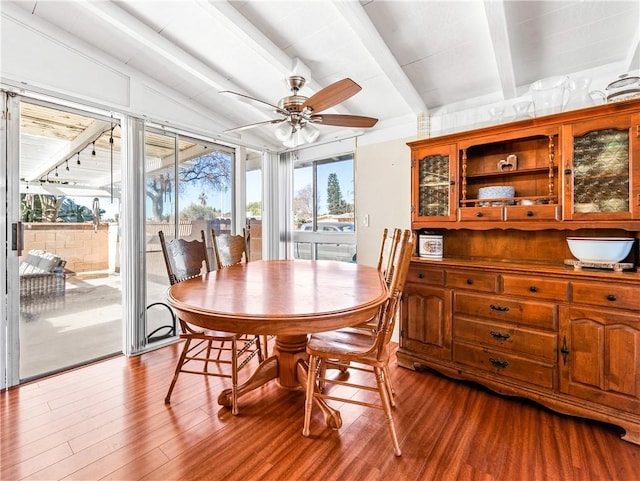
top-left (567, 237), bottom-right (635, 263)
top-left (478, 185), bottom-right (515, 200)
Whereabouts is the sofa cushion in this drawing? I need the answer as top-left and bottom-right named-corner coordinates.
top-left (19, 250), bottom-right (62, 275)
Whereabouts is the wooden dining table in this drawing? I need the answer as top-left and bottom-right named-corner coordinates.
top-left (166, 259), bottom-right (388, 427)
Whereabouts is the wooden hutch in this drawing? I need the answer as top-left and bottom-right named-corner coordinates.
top-left (398, 99), bottom-right (640, 444)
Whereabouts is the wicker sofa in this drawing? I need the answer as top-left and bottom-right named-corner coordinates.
top-left (19, 250), bottom-right (66, 300)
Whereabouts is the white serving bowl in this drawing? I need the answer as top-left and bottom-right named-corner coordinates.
top-left (478, 185), bottom-right (515, 200)
top-left (566, 237), bottom-right (635, 263)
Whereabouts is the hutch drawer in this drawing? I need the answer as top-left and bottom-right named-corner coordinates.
top-left (406, 266), bottom-right (445, 286)
top-left (501, 274), bottom-right (569, 301)
top-left (453, 341), bottom-right (555, 389)
top-left (571, 281), bottom-right (639, 311)
top-left (454, 292), bottom-right (557, 330)
top-left (454, 317), bottom-right (556, 360)
top-left (446, 270), bottom-right (498, 292)
top-left (503, 205), bottom-right (560, 221)
top-left (458, 207), bottom-right (503, 221)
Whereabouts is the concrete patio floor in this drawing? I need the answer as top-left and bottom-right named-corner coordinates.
top-left (19, 272), bottom-right (172, 380)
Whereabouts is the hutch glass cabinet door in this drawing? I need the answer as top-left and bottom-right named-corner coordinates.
top-left (564, 113), bottom-right (639, 220)
top-left (412, 144), bottom-right (457, 222)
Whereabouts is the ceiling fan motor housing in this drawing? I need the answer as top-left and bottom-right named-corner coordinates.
top-left (278, 95), bottom-right (309, 113)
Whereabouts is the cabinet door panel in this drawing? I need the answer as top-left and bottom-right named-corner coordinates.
top-left (562, 113), bottom-right (640, 220)
top-left (412, 144), bottom-right (457, 222)
top-left (559, 307), bottom-right (640, 413)
top-left (401, 284), bottom-right (452, 360)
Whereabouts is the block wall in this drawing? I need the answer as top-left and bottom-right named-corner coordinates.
top-left (22, 223), bottom-right (110, 273)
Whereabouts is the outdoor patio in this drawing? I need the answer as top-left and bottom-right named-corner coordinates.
top-left (19, 271), bottom-right (171, 380)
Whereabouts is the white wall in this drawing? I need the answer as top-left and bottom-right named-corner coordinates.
top-left (355, 137), bottom-right (413, 267)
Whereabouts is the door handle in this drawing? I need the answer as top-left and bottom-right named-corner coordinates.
top-left (12, 222), bottom-right (23, 255)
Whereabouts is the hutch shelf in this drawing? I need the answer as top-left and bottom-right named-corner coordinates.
top-left (399, 99), bottom-right (640, 444)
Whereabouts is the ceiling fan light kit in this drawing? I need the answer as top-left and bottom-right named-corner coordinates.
top-left (221, 76), bottom-right (378, 148)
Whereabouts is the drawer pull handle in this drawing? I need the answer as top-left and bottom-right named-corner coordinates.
top-left (561, 336), bottom-right (570, 366)
top-left (476, 211), bottom-right (483, 217)
top-left (490, 304), bottom-right (510, 312)
top-left (490, 330), bottom-right (511, 341)
top-left (489, 358), bottom-right (509, 369)
top-left (417, 273), bottom-right (424, 279)
top-left (529, 286), bottom-right (538, 292)
top-left (526, 210), bottom-right (534, 217)
top-left (466, 279), bottom-right (474, 285)
top-left (607, 294), bottom-right (617, 302)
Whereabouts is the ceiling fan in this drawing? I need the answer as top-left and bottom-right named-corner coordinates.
top-left (220, 76), bottom-right (378, 148)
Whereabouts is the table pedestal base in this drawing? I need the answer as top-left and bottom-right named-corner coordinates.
top-left (217, 334), bottom-right (342, 428)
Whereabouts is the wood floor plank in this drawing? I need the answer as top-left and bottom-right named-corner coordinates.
top-left (2, 342), bottom-right (639, 481)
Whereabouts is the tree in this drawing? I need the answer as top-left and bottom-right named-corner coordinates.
top-left (327, 172), bottom-right (348, 215)
top-left (146, 173), bottom-right (172, 221)
top-left (180, 203), bottom-right (218, 221)
top-left (247, 201), bottom-right (262, 217)
top-left (293, 184), bottom-right (313, 225)
top-left (146, 151), bottom-right (231, 221)
top-left (20, 194), bottom-right (96, 223)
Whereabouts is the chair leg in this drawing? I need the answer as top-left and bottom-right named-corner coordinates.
top-left (383, 363), bottom-right (396, 407)
top-left (375, 366), bottom-right (402, 456)
top-left (231, 338), bottom-right (239, 415)
top-left (257, 335), bottom-right (265, 363)
top-left (302, 355), bottom-right (320, 437)
top-left (204, 340), bottom-right (213, 373)
top-left (165, 338), bottom-right (191, 404)
top-left (318, 358), bottom-right (328, 392)
top-left (215, 340), bottom-right (225, 360)
top-left (261, 335), bottom-right (269, 359)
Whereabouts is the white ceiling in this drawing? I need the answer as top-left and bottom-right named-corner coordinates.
top-left (4, 0), bottom-right (640, 153)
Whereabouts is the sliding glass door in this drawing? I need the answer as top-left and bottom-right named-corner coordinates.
top-left (143, 129), bottom-right (235, 346)
top-left (5, 96), bottom-right (123, 382)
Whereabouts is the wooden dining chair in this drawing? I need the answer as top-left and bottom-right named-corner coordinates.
top-left (211, 228), bottom-right (271, 358)
top-left (378, 227), bottom-right (402, 286)
top-left (211, 228), bottom-right (249, 270)
top-left (159, 230), bottom-right (263, 415)
top-left (325, 227), bottom-right (403, 397)
top-left (302, 229), bottom-right (415, 456)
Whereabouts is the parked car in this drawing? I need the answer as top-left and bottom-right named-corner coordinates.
top-left (294, 222), bottom-right (356, 262)
top-left (299, 222), bottom-right (354, 232)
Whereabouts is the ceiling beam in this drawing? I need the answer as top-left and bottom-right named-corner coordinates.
top-left (195, 0), bottom-right (309, 81)
top-left (1, 2), bottom-right (264, 147)
top-left (332, 0), bottom-right (427, 114)
top-left (29, 120), bottom-right (111, 182)
top-left (483, 0), bottom-right (517, 100)
top-left (76, 0), bottom-right (282, 139)
top-left (196, 1), bottom-right (360, 118)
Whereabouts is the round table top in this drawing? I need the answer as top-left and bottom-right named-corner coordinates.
top-left (167, 259), bottom-right (388, 336)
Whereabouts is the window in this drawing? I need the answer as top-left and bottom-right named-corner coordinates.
top-left (292, 154), bottom-right (356, 262)
top-left (144, 129), bottom-right (234, 344)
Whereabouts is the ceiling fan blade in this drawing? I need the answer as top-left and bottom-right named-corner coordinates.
top-left (310, 114), bottom-right (378, 128)
top-left (301, 78), bottom-right (361, 113)
top-left (220, 90), bottom-right (289, 116)
top-left (224, 118), bottom-right (286, 133)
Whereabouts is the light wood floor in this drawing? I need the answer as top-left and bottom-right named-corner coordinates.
top-left (2, 341), bottom-right (639, 481)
